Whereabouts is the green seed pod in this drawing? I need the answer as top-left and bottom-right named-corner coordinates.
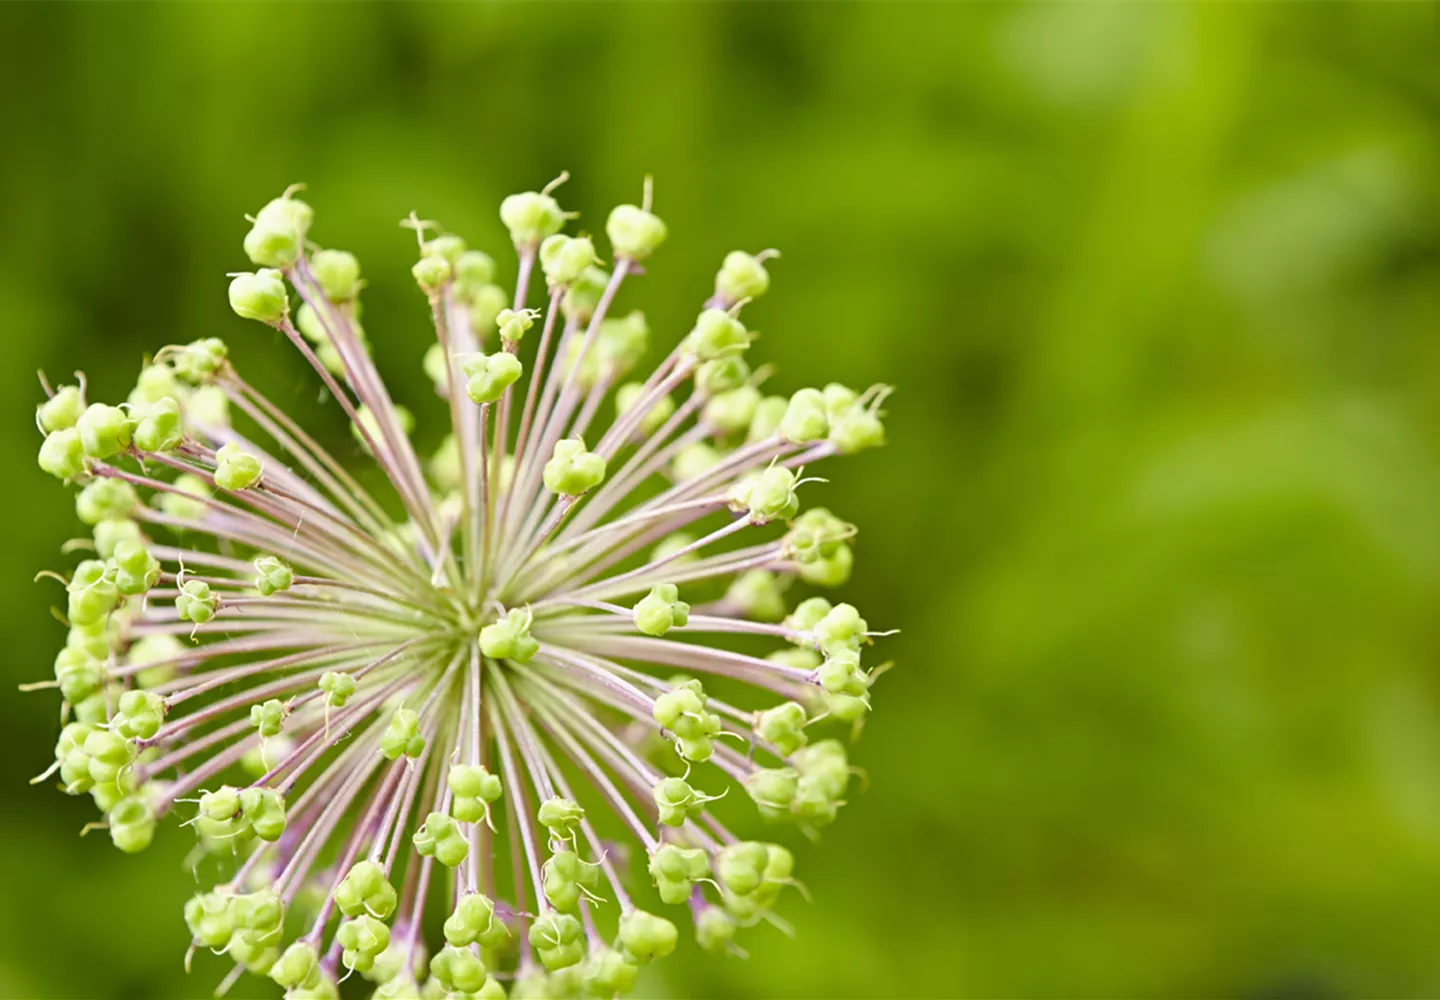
top-left (745, 766), bottom-right (801, 820)
top-left (716, 250), bottom-right (772, 303)
top-left (500, 191), bottom-right (567, 247)
top-left (334, 859), bottom-right (397, 919)
top-left (252, 555), bottom-right (293, 596)
top-left (616, 908), bottom-right (677, 965)
top-left (184, 891), bottom-right (234, 950)
top-left (561, 265), bottom-right (609, 324)
top-left (812, 602), bottom-right (867, 655)
top-left (38, 428), bottom-right (86, 480)
top-left (243, 219), bottom-right (301, 269)
top-left (615, 382), bottom-right (675, 437)
top-left (738, 465), bottom-right (800, 524)
top-left (214, 442), bottom-right (262, 491)
top-left (787, 596), bottom-right (833, 634)
top-left (747, 394), bottom-right (788, 443)
top-left (430, 943), bottom-right (488, 994)
top-left (83, 728), bottom-right (135, 785)
top-left (606, 203), bottom-right (667, 261)
top-left (479, 608), bottom-right (539, 664)
top-left (111, 538), bottom-right (160, 596)
top-left (695, 905), bottom-right (738, 952)
top-left (704, 384), bottom-right (761, 435)
top-left (584, 948), bottom-right (639, 996)
top-left (379, 707), bottom-right (425, 760)
top-left (106, 794), bottom-right (154, 853)
top-left (453, 250), bottom-right (496, 300)
top-left (444, 892), bottom-right (509, 950)
top-left (249, 698), bottom-right (287, 738)
top-left (671, 442), bottom-right (723, 483)
top-left (312, 249), bottom-right (362, 302)
top-left (528, 911), bottom-right (584, 971)
top-left (543, 438), bottom-right (606, 496)
top-left (725, 570), bottom-right (787, 622)
top-left (412, 254), bottom-right (452, 293)
top-left (651, 777), bottom-right (702, 827)
top-left (779, 388), bottom-right (829, 444)
top-left (128, 633), bottom-right (183, 689)
top-left (92, 518), bottom-right (141, 560)
top-left (633, 583), bottom-right (690, 637)
top-left (318, 670), bottom-right (357, 708)
top-left (67, 559), bottom-right (120, 627)
top-left (337, 914), bottom-right (391, 974)
top-left (540, 233), bottom-right (598, 287)
top-left (134, 397), bottom-right (184, 452)
top-left (537, 796), bottom-right (585, 839)
top-left (271, 940), bottom-right (322, 991)
top-left (77, 404), bottom-right (134, 460)
top-left (413, 811), bottom-right (469, 868)
top-left (684, 308), bottom-right (749, 361)
top-left (76, 480), bottom-right (136, 526)
top-left (160, 473), bottom-right (211, 522)
top-left (755, 701), bottom-right (808, 756)
top-left (39, 385), bottom-right (85, 433)
top-left (462, 351), bottom-right (524, 405)
top-left (176, 579), bottom-right (219, 624)
top-left (114, 689), bottom-right (166, 741)
top-left (240, 787), bottom-right (287, 841)
top-left (467, 282), bottom-right (510, 339)
top-left (54, 647), bottom-right (105, 705)
top-left (228, 269), bottom-right (289, 323)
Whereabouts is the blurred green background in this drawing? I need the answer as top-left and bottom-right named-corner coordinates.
top-left (4, 2), bottom-right (1440, 997)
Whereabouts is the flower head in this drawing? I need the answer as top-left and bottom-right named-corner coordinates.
top-left (29, 175), bottom-right (892, 998)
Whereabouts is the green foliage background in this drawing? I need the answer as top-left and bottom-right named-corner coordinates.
top-left (3, 3), bottom-right (1440, 997)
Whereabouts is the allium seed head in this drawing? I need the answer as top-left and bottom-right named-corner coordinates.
top-left (29, 175), bottom-right (893, 998)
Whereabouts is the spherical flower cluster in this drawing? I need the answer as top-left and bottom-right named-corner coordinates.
top-left (29, 175), bottom-right (892, 999)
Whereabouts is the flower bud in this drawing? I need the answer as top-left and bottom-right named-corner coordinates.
top-left (380, 707), bottom-right (425, 760)
top-left (134, 397), bottom-right (184, 452)
top-left (254, 555), bottom-right (293, 596)
top-left (228, 269), bottom-right (289, 323)
top-left (633, 583), bottom-right (690, 637)
top-left (462, 351), bottom-right (524, 405)
top-left (540, 234), bottom-right (598, 287)
top-left (214, 442), bottom-right (262, 491)
top-left (77, 479), bottom-right (138, 525)
top-left (684, 309), bottom-right (749, 361)
top-left (716, 250), bottom-right (772, 303)
top-left (77, 404), bottom-right (134, 460)
top-left (500, 191), bottom-right (567, 247)
top-left (38, 429), bottom-right (85, 480)
top-left (479, 608), bottom-right (539, 664)
top-left (176, 579), bottom-right (219, 624)
top-left (312, 249), bottom-right (362, 302)
top-left (606, 203), bottom-right (667, 261)
top-left (543, 438), bottom-right (606, 496)
top-left (616, 909), bottom-right (677, 964)
top-left (39, 385), bottom-right (85, 433)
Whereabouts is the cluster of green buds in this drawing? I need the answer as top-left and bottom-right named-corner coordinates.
top-left (28, 175), bottom-right (893, 999)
